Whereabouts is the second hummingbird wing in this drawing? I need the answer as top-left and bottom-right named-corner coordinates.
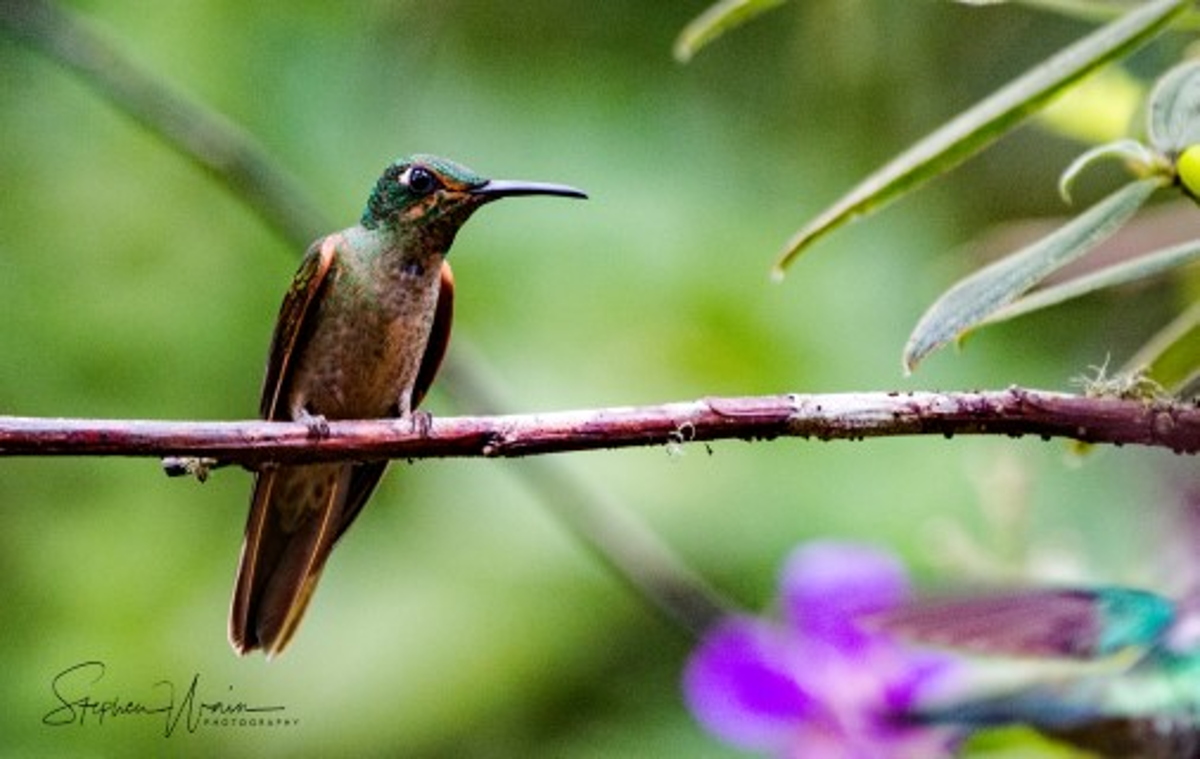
top-left (412, 261), bottom-right (454, 409)
top-left (876, 587), bottom-right (1177, 659)
top-left (334, 461), bottom-right (388, 542)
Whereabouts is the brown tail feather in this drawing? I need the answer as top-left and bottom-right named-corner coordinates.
top-left (229, 464), bottom-right (351, 657)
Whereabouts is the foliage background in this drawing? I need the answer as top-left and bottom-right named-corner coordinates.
top-left (0, 1), bottom-right (1195, 756)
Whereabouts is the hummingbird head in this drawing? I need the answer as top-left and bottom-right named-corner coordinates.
top-left (360, 155), bottom-right (587, 234)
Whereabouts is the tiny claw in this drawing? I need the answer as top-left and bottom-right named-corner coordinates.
top-left (409, 410), bottom-right (433, 437)
top-left (296, 408), bottom-right (331, 439)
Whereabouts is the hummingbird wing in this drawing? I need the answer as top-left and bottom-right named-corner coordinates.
top-left (910, 661), bottom-right (1200, 757)
top-left (412, 261), bottom-right (454, 410)
top-left (259, 235), bottom-right (339, 420)
top-left (876, 587), bottom-right (1177, 659)
top-left (231, 235), bottom-right (342, 656)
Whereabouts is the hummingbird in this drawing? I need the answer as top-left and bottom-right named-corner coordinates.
top-left (878, 585), bottom-right (1200, 757)
top-left (229, 154), bottom-right (586, 657)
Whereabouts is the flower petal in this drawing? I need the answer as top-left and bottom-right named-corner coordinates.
top-left (683, 616), bottom-right (817, 750)
top-left (781, 541), bottom-right (910, 649)
top-left (882, 649), bottom-right (964, 715)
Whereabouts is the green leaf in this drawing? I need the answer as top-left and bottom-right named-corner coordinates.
top-left (978, 1), bottom-right (1200, 29)
top-left (1125, 300), bottom-right (1200, 397)
top-left (1147, 59), bottom-right (1200, 154)
top-left (772, 0), bottom-right (1188, 275)
top-left (903, 177), bottom-right (1162, 372)
top-left (1057, 139), bottom-right (1163, 202)
top-left (985, 236), bottom-right (1200, 326)
top-left (673, 0), bottom-right (787, 63)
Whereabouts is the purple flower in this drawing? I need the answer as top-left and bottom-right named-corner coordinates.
top-left (683, 542), bottom-right (963, 758)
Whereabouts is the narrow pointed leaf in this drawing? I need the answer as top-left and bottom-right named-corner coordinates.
top-left (1147, 59), bottom-right (1200, 154)
top-left (1125, 300), bottom-right (1200, 397)
top-left (964, 2), bottom-right (1200, 30)
top-left (904, 178), bottom-right (1162, 372)
top-left (1009, 0), bottom-right (1185, 22)
top-left (673, 0), bottom-right (787, 63)
top-left (1058, 139), bottom-right (1162, 202)
top-left (773, 0), bottom-right (1188, 274)
top-left (985, 236), bottom-right (1200, 325)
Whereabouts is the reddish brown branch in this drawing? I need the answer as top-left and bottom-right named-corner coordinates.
top-left (1, 388), bottom-right (1196, 466)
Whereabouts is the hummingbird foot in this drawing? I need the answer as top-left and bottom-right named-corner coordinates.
top-left (295, 408), bottom-right (331, 439)
top-left (409, 410), bottom-right (433, 437)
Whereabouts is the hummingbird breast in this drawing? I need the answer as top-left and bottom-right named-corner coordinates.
top-left (287, 233), bottom-right (444, 420)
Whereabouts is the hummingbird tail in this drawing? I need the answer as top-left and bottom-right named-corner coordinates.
top-left (229, 464), bottom-right (351, 657)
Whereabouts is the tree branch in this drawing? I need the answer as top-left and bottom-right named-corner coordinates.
top-left (2, 388), bottom-right (1196, 464)
top-left (6, 0), bottom-right (1194, 641)
top-left (0, 0), bottom-right (734, 636)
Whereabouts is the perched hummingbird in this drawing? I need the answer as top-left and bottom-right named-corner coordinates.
top-left (879, 586), bottom-right (1200, 757)
top-left (229, 155), bottom-right (586, 657)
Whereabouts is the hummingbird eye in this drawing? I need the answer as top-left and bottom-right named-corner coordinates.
top-left (403, 165), bottom-right (440, 196)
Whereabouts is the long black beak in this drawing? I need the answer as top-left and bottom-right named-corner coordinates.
top-left (471, 179), bottom-right (588, 200)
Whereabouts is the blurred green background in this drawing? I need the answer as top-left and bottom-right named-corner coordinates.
top-left (1, 1), bottom-right (1196, 756)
